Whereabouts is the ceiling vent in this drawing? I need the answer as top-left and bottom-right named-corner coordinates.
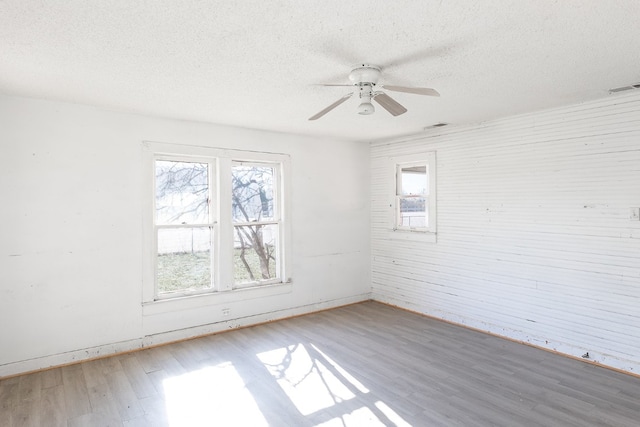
top-left (424, 122), bottom-right (448, 130)
top-left (609, 83), bottom-right (640, 94)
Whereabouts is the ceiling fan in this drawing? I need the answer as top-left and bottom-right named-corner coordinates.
top-left (309, 64), bottom-right (439, 121)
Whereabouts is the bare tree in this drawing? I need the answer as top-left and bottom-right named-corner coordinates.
top-left (155, 161), bottom-right (276, 282)
top-left (155, 160), bottom-right (209, 225)
top-left (231, 166), bottom-right (276, 281)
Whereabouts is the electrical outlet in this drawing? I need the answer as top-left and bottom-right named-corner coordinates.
top-left (222, 308), bottom-right (230, 316)
top-left (631, 207), bottom-right (640, 221)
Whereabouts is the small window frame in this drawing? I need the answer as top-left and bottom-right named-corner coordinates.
top-left (395, 161), bottom-right (429, 232)
top-left (388, 152), bottom-right (437, 242)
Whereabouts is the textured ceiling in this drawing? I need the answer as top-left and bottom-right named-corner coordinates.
top-left (1, 1), bottom-right (639, 142)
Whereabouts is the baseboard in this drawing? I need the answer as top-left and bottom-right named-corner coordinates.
top-left (372, 294), bottom-right (640, 378)
top-left (0, 293), bottom-right (370, 379)
top-left (4, 293), bottom-right (638, 380)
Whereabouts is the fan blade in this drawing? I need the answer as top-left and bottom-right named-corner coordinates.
top-left (308, 93), bottom-right (353, 120)
top-left (381, 85), bottom-right (440, 96)
top-left (317, 84), bottom-right (354, 87)
top-left (373, 92), bottom-right (407, 116)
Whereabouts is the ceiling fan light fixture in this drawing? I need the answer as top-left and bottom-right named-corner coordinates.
top-left (357, 102), bottom-right (375, 115)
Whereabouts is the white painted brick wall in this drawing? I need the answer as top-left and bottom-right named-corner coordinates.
top-left (371, 91), bottom-right (640, 374)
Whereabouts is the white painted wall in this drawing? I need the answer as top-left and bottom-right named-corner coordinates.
top-left (4, 89), bottom-right (638, 378)
top-left (371, 91), bottom-right (640, 374)
top-left (0, 95), bottom-right (371, 377)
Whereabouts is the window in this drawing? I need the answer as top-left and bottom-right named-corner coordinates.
top-left (396, 163), bottom-right (428, 230)
top-left (155, 158), bottom-right (215, 296)
top-left (143, 142), bottom-right (291, 303)
top-left (390, 153), bottom-right (436, 240)
top-left (232, 163), bottom-right (281, 287)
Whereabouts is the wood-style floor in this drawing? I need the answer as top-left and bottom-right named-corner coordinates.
top-left (1, 301), bottom-right (639, 426)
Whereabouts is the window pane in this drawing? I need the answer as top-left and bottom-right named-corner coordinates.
top-left (157, 227), bottom-right (212, 294)
top-left (233, 224), bottom-right (278, 284)
top-left (400, 165), bottom-right (427, 196)
top-left (156, 160), bottom-right (209, 225)
top-left (232, 165), bottom-right (275, 222)
top-left (399, 197), bottom-right (427, 228)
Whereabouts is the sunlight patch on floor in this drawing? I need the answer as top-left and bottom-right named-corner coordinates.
top-left (310, 343), bottom-right (369, 393)
top-left (316, 406), bottom-right (389, 426)
top-left (163, 362), bottom-right (268, 427)
top-left (257, 344), bottom-right (357, 416)
top-left (256, 343), bottom-right (410, 426)
top-left (375, 401), bottom-right (413, 427)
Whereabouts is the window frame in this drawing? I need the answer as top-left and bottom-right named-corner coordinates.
top-left (153, 154), bottom-right (217, 300)
top-left (142, 141), bottom-right (292, 306)
top-left (395, 161), bottom-right (429, 232)
top-left (231, 160), bottom-right (283, 289)
top-left (388, 152), bottom-right (437, 242)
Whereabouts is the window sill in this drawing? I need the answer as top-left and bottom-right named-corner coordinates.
top-left (386, 229), bottom-right (437, 243)
top-left (142, 282), bottom-right (293, 316)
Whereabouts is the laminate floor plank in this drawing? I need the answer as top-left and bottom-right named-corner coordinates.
top-left (137, 395), bottom-right (169, 426)
top-left (167, 341), bottom-right (210, 371)
top-left (67, 412), bottom-right (121, 427)
top-left (39, 368), bottom-right (62, 390)
top-left (1, 301), bottom-right (639, 426)
top-left (60, 364), bottom-right (92, 419)
top-left (121, 415), bottom-right (156, 427)
top-left (0, 378), bottom-right (19, 411)
top-left (10, 399), bottom-right (39, 427)
top-left (15, 374), bottom-right (40, 404)
top-left (82, 359), bottom-right (110, 388)
top-left (103, 369), bottom-right (144, 421)
top-left (0, 411), bottom-right (10, 427)
top-left (118, 355), bottom-right (157, 400)
top-left (144, 353), bottom-right (190, 397)
top-left (133, 348), bottom-right (165, 374)
top-left (39, 384), bottom-right (67, 427)
top-left (90, 384), bottom-right (122, 419)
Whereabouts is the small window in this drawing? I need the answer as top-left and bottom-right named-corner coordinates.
top-left (390, 153), bottom-right (436, 239)
top-left (396, 164), bottom-right (428, 230)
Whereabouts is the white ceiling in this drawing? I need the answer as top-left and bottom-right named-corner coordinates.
top-left (1, 1), bottom-right (639, 142)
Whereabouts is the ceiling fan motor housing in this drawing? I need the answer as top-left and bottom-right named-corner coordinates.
top-left (349, 65), bottom-right (381, 85)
